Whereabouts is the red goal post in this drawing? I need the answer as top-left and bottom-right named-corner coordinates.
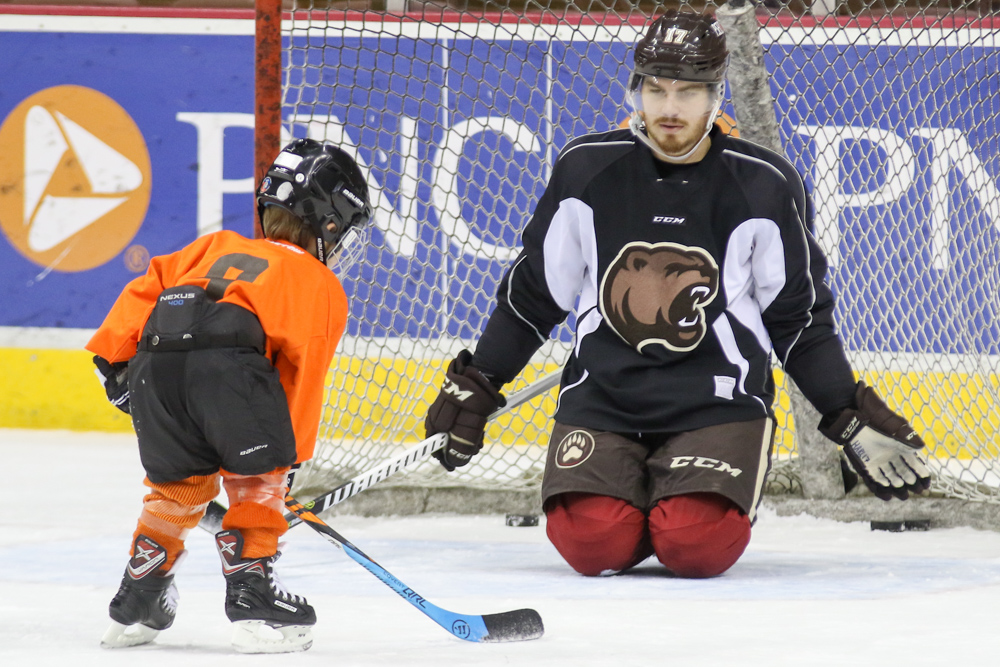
top-left (255, 0), bottom-right (283, 239)
top-left (254, 1), bottom-right (1000, 526)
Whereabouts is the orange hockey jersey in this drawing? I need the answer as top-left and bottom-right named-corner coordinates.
top-left (87, 230), bottom-right (348, 462)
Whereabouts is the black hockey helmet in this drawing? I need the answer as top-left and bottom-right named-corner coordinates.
top-left (630, 10), bottom-right (729, 90)
top-left (256, 138), bottom-right (373, 266)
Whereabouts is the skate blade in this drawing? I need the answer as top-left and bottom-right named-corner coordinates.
top-left (100, 620), bottom-right (160, 648)
top-left (231, 620), bottom-right (313, 654)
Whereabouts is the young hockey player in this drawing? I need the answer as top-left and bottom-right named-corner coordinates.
top-left (90, 138), bottom-right (372, 652)
top-left (424, 10), bottom-right (931, 579)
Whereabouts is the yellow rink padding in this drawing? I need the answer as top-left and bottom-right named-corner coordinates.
top-left (319, 357), bottom-right (561, 447)
top-left (772, 368), bottom-right (1000, 460)
top-left (317, 357), bottom-right (999, 461)
top-left (1, 348), bottom-right (133, 431)
top-left (6, 347), bottom-right (1000, 464)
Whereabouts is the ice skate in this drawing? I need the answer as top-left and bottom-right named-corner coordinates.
top-left (216, 530), bottom-right (316, 653)
top-left (101, 534), bottom-right (180, 648)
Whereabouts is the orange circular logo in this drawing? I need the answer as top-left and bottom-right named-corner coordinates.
top-left (0, 85), bottom-right (151, 272)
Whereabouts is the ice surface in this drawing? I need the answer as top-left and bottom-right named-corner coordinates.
top-left (2, 428), bottom-right (999, 666)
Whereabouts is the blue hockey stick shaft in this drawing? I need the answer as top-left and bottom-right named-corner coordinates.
top-left (284, 495), bottom-right (544, 643)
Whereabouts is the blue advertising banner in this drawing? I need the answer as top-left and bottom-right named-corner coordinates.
top-left (0, 20), bottom-right (256, 328)
top-left (1, 15), bottom-right (998, 357)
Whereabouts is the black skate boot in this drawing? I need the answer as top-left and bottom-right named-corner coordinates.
top-left (216, 530), bottom-right (316, 653)
top-left (101, 534), bottom-right (181, 648)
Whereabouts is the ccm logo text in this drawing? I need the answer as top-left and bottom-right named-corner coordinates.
top-left (670, 455), bottom-right (742, 477)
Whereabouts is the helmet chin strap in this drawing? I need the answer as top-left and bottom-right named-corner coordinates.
top-left (316, 236), bottom-right (327, 265)
top-left (629, 94), bottom-right (723, 165)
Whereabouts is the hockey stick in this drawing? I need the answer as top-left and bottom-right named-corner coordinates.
top-left (285, 495), bottom-right (545, 642)
top-left (199, 370), bottom-right (561, 533)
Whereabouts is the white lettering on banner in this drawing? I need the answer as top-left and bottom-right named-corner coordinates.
top-left (796, 124), bottom-right (999, 270)
top-left (397, 115), bottom-right (421, 240)
top-left (174, 112), bottom-right (999, 273)
top-left (913, 127), bottom-right (1000, 270)
top-left (175, 112), bottom-right (255, 237)
top-left (175, 111), bottom-right (540, 263)
top-left (431, 116), bottom-right (543, 262)
top-left (796, 125), bottom-right (916, 267)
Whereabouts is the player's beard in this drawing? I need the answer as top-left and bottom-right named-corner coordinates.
top-left (645, 113), bottom-right (711, 158)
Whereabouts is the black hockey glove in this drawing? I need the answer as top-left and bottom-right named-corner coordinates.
top-left (819, 381), bottom-right (931, 501)
top-left (424, 350), bottom-right (505, 472)
top-left (93, 355), bottom-right (130, 414)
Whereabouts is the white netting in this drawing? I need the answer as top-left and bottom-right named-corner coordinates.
top-left (282, 1), bottom-right (1000, 506)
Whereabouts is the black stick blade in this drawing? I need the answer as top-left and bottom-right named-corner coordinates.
top-left (481, 609), bottom-right (544, 642)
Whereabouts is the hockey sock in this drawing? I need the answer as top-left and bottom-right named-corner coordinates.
top-left (221, 467), bottom-right (291, 559)
top-left (544, 492), bottom-right (652, 576)
top-left (137, 473), bottom-right (221, 569)
top-left (648, 493), bottom-right (751, 578)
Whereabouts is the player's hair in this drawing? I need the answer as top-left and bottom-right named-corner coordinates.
top-left (262, 205), bottom-right (317, 250)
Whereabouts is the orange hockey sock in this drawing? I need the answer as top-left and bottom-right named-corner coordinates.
top-left (135, 473), bottom-right (221, 570)
top-left (220, 467), bottom-right (291, 559)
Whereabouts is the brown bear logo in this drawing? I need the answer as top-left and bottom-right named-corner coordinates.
top-left (600, 242), bottom-right (719, 352)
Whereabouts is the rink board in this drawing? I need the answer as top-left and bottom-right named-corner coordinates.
top-left (2, 340), bottom-right (996, 463)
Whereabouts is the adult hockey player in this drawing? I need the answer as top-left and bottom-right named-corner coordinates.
top-left (424, 10), bottom-right (931, 578)
top-left (89, 139), bottom-right (372, 652)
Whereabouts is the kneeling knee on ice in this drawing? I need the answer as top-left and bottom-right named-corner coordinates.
top-left (545, 492), bottom-right (750, 578)
top-left (544, 493), bottom-right (653, 576)
top-left (648, 493), bottom-right (751, 578)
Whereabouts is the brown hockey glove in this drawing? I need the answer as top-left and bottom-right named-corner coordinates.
top-left (819, 381), bottom-right (931, 501)
top-left (93, 355), bottom-right (130, 414)
top-left (424, 350), bottom-right (506, 472)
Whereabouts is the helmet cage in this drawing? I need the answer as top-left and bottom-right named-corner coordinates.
top-left (324, 223), bottom-right (370, 274)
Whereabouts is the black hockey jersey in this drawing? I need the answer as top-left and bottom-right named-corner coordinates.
top-left (472, 126), bottom-right (857, 434)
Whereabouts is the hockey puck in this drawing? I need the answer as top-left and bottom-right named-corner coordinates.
top-left (870, 520), bottom-right (905, 532)
top-left (903, 519), bottom-right (931, 531)
top-left (870, 519), bottom-right (932, 532)
top-left (506, 514), bottom-right (539, 527)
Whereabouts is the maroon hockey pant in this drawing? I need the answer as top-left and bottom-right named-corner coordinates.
top-left (545, 492), bottom-right (751, 578)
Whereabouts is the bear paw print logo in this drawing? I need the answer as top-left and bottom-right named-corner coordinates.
top-left (555, 430), bottom-right (596, 469)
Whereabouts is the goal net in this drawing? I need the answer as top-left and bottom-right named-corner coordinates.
top-left (278, 1), bottom-right (1000, 515)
